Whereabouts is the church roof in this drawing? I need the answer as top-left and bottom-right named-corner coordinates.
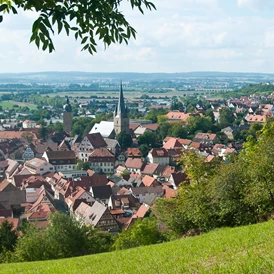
top-left (89, 121), bottom-right (114, 138)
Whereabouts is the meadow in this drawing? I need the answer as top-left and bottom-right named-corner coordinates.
top-left (0, 100), bottom-right (37, 110)
top-left (2, 220), bottom-right (274, 274)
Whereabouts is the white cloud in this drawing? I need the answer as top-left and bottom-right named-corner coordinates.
top-left (237, 0), bottom-right (274, 10)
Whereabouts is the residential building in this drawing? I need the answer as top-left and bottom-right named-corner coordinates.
top-left (147, 148), bottom-right (169, 165)
top-left (43, 150), bottom-right (77, 172)
top-left (88, 147), bottom-right (115, 174)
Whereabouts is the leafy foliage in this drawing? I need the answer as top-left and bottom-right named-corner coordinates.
top-left (154, 122), bottom-right (274, 234)
top-left (0, 0), bottom-right (156, 54)
top-left (14, 213), bottom-right (113, 262)
top-left (0, 220), bottom-right (18, 253)
top-left (113, 218), bottom-right (161, 250)
top-left (116, 131), bottom-right (133, 149)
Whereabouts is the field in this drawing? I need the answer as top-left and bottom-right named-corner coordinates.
top-left (0, 100), bottom-right (37, 110)
top-left (2, 220), bottom-right (274, 274)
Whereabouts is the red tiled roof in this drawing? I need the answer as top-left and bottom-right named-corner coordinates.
top-left (126, 147), bottom-right (141, 157)
top-left (149, 148), bottom-right (169, 157)
top-left (142, 175), bottom-right (158, 187)
top-left (88, 147), bottom-right (115, 162)
top-left (142, 123), bottom-right (159, 131)
top-left (166, 111), bottom-right (190, 121)
top-left (125, 158), bottom-right (145, 169)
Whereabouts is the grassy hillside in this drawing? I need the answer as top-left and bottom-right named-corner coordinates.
top-left (2, 221), bottom-right (274, 274)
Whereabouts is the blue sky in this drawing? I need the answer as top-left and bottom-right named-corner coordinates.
top-left (1, 0), bottom-right (274, 73)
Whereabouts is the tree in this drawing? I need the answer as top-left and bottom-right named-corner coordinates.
top-left (113, 218), bottom-right (161, 250)
top-left (219, 108), bottom-right (235, 128)
top-left (39, 126), bottom-right (48, 141)
top-left (138, 131), bottom-right (158, 147)
top-left (0, 0), bottom-right (156, 54)
top-left (15, 213), bottom-right (114, 262)
top-left (116, 131), bottom-right (133, 149)
top-left (0, 220), bottom-right (18, 253)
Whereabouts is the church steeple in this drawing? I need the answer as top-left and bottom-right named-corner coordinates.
top-left (114, 81), bottom-right (129, 135)
top-left (115, 81), bottom-right (127, 118)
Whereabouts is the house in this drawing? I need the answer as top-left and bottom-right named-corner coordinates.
top-left (90, 185), bottom-right (112, 205)
top-left (74, 201), bottom-right (120, 233)
top-left (65, 186), bottom-right (95, 213)
top-left (125, 158), bottom-right (146, 174)
top-left (43, 150), bottom-right (77, 172)
top-left (126, 147), bottom-right (142, 158)
top-left (104, 138), bottom-right (120, 156)
top-left (163, 137), bottom-right (191, 149)
top-left (140, 175), bottom-right (160, 187)
top-left (245, 114), bottom-right (267, 124)
top-left (88, 147), bottom-right (115, 174)
top-left (22, 120), bottom-right (36, 129)
top-left (108, 194), bottom-right (139, 211)
top-left (23, 141), bottom-right (58, 160)
top-left (147, 148), bottom-right (169, 165)
top-left (193, 133), bottom-right (219, 146)
top-left (5, 159), bottom-right (20, 180)
top-left (78, 133), bottom-right (107, 162)
top-left (130, 186), bottom-right (164, 203)
top-left (24, 158), bottom-right (55, 175)
top-left (0, 180), bottom-right (26, 214)
top-left (24, 188), bottom-right (57, 227)
top-left (168, 172), bottom-right (188, 189)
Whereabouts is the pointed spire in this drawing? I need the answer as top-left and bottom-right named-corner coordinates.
top-left (117, 80), bottom-right (126, 116)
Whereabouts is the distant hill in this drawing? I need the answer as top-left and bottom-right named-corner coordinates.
top-left (2, 220), bottom-right (274, 273)
top-left (1, 71), bottom-right (274, 84)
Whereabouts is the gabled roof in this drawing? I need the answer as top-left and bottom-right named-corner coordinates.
top-left (131, 186), bottom-right (164, 196)
top-left (163, 138), bottom-right (184, 149)
top-left (142, 123), bottom-right (159, 131)
top-left (86, 133), bottom-right (107, 148)
top-left (126, 147), bottom-right (141, 157)
top-left (141, 175), bottom-right (158, 187)
top-left (45, 150), bottom-right (76, 160)
top-left (91, 185), bottom-right (112, 200)
top-left (141, 163), bottom-right (159, 175)
top-left (125, 158), bottom-right (145, 169)
top-left (166, 111), bottom-right (190, 121)
top-left (75, 201), bottom-right (107, 227)
top-left (88, 148), bottom-right (115, 162)
top-left (0, 180), bottom-right (17, 191)
top-left (149, 148), bottom-right (169, 157)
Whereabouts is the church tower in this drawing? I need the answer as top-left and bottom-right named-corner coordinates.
top-left (63, 97), bottom-right (73, 134)
top-left (114, 82), bottom-right (130, 135)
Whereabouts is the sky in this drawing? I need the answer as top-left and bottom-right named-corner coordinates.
top-left (1, 0), bottom-right (274, 73)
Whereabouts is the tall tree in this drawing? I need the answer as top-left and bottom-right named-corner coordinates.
top-left (116, 131), bottom-right (133, 149)
top-left (0, 220), bottom-right (18, 253)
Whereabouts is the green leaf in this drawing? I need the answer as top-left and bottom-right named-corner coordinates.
top-left (81, 36), bottom-right (88, 44)
top-left (0, 4), bottom-right (7, 12)
top-left (58, 21), bottom-right (63, 34)
top-left (39, 23), bottom-right (50, 38)
top-left (42, 40), bottom-right (48, 51)
top-left (32, 18), bottom-right (41, 33)
top-left (0, 15), bottom-right (2, 23)
top-left (11, 6), bottom-right (17, 14)
top-left (35, 37), bottom-right (40, 49)
top-left (81, 44), bottom-right (89, 51)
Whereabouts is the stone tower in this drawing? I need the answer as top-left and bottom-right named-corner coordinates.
top-left (114, 82), bottom-right (130, 135)
top-left (63, 97), bottom-right (73, 133)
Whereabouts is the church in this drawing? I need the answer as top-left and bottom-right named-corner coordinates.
top-left (89, 83), bottom-right (130, 139)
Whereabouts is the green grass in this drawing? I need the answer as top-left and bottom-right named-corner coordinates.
top-left (0, 100), bottom-right (37, 110)
top-left (2, 221), bottom-right (274, 274)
